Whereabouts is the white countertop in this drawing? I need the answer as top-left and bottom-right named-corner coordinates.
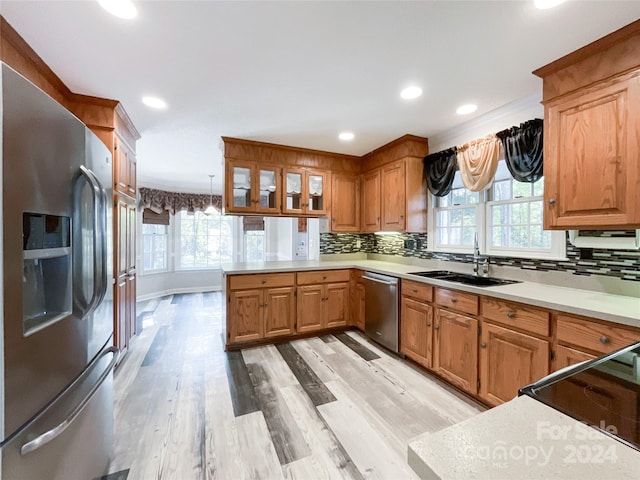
top-left (221, 260), bottom-right (640, 328)
top-left (407, 395), bottom-right (640, 479)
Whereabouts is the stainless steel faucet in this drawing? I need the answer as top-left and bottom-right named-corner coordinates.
top-left (473, 232), bottom-right (490, 277)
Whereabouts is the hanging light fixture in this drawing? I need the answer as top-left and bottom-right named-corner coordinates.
top-left (204, 174), bottom-right (217, 215)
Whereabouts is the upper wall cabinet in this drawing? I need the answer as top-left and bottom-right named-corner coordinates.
top-left (361, 135), bottom-right (429, 233)
top-left (225, 160), bottom-right (282, 214)
top-left (534, 20), bottom-right (640, 230)
top-left (331, 173), bottom-right (360, 232)
top-left (283, 167), bottom-right (330, 216)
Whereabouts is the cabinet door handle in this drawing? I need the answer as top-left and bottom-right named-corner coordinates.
top-left (323, 276), bottom-right (327, 280)
top-left (434, 325), bottom-right (440, 331)
top-left (600, 336), bottom-right (610, 344)
top-left (412, 288), bottom-right (418, 293)
top-left (261, 280), bottom-right (267, 284)
top-left (548, 198), bottom-right (556, 206)
top-left (480, 342), bottom-right (487, 349)
top-left (507, 311), bottom-right (515, 319)
top-left (450, 298), bottom-right (458, 303)
top-left (426, 322), bottom-right (432, 327)
top-left (400, 215), bottom-right (404, 219)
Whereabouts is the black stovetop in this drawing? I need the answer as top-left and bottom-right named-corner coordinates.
top-left (520, 343), bottom-right (640, 452)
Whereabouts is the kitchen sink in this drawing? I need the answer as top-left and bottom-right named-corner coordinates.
top-left (410, 271), bottom-right (521, 287)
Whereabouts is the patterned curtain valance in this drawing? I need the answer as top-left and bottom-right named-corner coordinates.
top-left (138, 187), bottom-right (222, 215)
top-left (496, 118), bottom-right (544, 183)
top-left (423, 147), bottom-right (458, 197)
top-left (456, 134), bottom-right (502, 192)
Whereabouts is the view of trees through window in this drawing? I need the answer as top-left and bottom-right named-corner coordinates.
top-left (178, 211), bottom-right (233, 269)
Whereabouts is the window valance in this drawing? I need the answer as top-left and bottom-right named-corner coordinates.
top-left (496, 118), bottom-right (544, 183)
top-left (456, 134), bottom-right (501, 192)
top-left (139, 187), bottom-right (222, 215)
top-left (423, 147), bottom-right (458, 197)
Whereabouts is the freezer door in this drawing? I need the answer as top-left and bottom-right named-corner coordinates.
top-left (1, 345), bottom-right (117, 480)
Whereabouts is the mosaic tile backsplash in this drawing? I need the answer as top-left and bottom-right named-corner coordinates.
top-left (320, 231), bottom-right (640, 282)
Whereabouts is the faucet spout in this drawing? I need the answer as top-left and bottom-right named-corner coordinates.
top-left (473, 232), bottom-right (489, 277)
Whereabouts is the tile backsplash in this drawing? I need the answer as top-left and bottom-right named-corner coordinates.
top-left (320, 231), bottom-right (640, 282)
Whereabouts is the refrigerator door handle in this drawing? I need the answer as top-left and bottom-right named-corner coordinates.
top-left (74, 165), bottom-right (108, 317)
top-left (20, 347), bottom-right (119, 456)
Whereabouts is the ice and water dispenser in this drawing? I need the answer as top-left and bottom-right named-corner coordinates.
top-left (22, 213), bottom-right (72, 335)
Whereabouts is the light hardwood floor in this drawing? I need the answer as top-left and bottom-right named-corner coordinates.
top-left (106, 293), bottom-right (483, 480)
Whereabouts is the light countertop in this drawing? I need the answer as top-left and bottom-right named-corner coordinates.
top-left (221, 260), bottom-right (640, 328)
top-left (408, 395), bottom-right (640, 479)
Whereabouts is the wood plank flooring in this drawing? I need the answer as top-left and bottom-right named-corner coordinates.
top-left (109, 293), bottom-right (483, 479)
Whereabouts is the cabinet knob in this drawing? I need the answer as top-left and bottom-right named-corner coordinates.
top-left (261, 280), bottom-right (266, 284)
top-left (480, 342), bottom-right (487, 349)
top-left (426, 322), bottom-right (432, 327)
top-left (323, 276), bottom-right (327, 280)
top-left (600, 336), bottom-right (610, 344)
top-left (548, 198), bottom-right (556, 206)
top-left (434, 325), bottom-right (440, 331)
top-left (507, 311), bottom-right (515, 319)
top-left (450, 298), bottom-right (458, 303)
top-left (413, 288), bottom-right (418, 293)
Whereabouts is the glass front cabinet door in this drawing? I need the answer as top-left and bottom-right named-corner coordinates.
top-left (282, 168), bottom-right (329, 215)
top-left (256, 166), bottom-right (281, 213)
top-left (226, 161), bottom-right (281, 214)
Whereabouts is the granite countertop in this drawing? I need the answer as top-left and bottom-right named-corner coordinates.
top-left (221, 260), bottom-right (640, 328)
top-left (408, 395), bottom-right (640, 479)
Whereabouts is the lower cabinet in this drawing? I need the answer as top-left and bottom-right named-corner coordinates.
top-left (228, 286), bottom-right (295, 344)
top-left (433, 309), bottom-right (478, 394)
top-left (554, 344), bottom-right (596, 371)
top-left (479, 322), bottom-right (549, 407)
top-left (296, 282), bottom-right (349, 333)
top-left (400, 296), bottom-right (433, 369)
top-left (354, 281), bottom-right (365, 331)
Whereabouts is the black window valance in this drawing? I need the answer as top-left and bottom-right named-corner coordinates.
top-left (496, 118), bottom-right (543, 183)
top-left (423, 147), bottom-right (458, 197)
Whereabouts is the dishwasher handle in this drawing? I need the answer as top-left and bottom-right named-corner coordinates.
top-left (362, 275), bottom-right (397, 286)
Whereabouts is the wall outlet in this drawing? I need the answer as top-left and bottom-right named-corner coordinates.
top-left (356, 238), bottom-right (362, 249)
top-left (404, 239), bottom-right (416, 249)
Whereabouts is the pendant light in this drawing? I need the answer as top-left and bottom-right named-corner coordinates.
top-left (204, 174), bottom-right (216, 215)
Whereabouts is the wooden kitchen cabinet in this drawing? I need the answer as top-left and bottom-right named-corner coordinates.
top-left (479, 322), bottom-right (549, 407)
top-left (361, 170), bottom-right (381, 232)
top-left (433, 309), bottom-right (478, 394)
top-left (381, 161), bottom-right (407, 231)
top-left (330, 173), bottom-right (360, 232)
top-left (554, 344), bottom-right (596, 371)
top-left (224, 160), bottom-right (282, 214)
top-left (283, 167), bottom-right (330, 216)
top-left (401, 296), bottom-right (433, 369)
top-left (534, 22), bottom-right (640, 229)
top-left (114, 194), bottom-right (136, 353)
top-left (354, 282), bottom-right (365, 331)
top-left (114, 136), bottom-right (136, 197)
top-left (227, 273), bottom-right (296, 344)
top-left (296, 270), bottom-right (350, 333)
top-left (556, 313), bottom-right (640, 355)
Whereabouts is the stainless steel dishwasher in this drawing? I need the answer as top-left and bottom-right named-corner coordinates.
top-left (362, 271), bottom-right (399, 352)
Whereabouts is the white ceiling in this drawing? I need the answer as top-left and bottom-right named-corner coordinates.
top-left (2, 1), bottom-right (639, 194)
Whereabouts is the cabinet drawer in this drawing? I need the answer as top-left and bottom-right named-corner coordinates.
top-left (401, 279), bottom-right (433, 303)
top-left (557, 314), bottom-right (640, 354)
top-left (228, 273), bottom-right (295, 290)
top-left (297, 269), bottom-right (350, 285)
top-left (435, 288), bottom-right (478, 316)
top-left (481, 297), bottom-right (550, 337)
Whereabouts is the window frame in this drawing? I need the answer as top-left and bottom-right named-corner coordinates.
top-left (175, 210), bottom-right (235, 271)
top-left (140, 223), bottom-right (169, 274)
top-left (429, 164), bottom-right (566, 260)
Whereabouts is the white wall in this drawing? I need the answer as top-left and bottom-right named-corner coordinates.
top-left (428, 93), bottom-right (543, 153)
top-left (137, 270), bottom-right (222, 302)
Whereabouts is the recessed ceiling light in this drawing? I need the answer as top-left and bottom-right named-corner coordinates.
top-left (142, 96), bottom-right (167, 109)
top-left (339, 132), bottom-right (354, 141)
top-left (456, 104), bottom-right (478, 115)
top-left (97, 0), bottom-right (137, 19)
top-left (534, 0), bottom-right (565, 9)
top-left (400, 86), bottom-right (423, 100)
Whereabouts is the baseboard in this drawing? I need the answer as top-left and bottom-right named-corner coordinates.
top-left (137, 285), bottom-right (222, 302)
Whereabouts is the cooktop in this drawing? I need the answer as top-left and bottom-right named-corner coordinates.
top-left (520, 343), bottom-right (640, 452)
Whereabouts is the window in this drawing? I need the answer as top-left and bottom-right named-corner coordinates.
top-left (177, 211), bottom-right (234, 269)
top-left (432, 172), bottom-right (482, 251)
top-left (141, 223), bottom-right (168, 272)
top-left (431, 161), bottom-right (566, 259)
top-left (244, 231), bottom-right (265, 262)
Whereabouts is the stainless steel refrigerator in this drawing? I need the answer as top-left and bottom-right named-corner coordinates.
top-left (0, 63), bottom-right (118, 479)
